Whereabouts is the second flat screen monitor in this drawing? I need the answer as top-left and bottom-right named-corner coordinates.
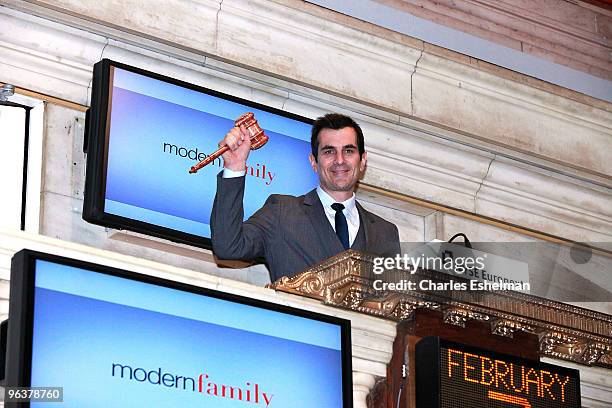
top-left (6, 250), bottom-right (352, 407)
top-left (84, 60), bottom-right (318, 248)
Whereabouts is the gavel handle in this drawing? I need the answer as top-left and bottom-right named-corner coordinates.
top-left (189, 145), bottom-right (229, 174)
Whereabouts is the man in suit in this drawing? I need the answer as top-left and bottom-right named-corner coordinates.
top-left (211, 113), bottom-right (400, 282)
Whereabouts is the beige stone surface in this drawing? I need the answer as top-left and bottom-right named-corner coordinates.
top-left (413, 52), bottom-right (612, 177)
top-left (357, 197), bottom-right (433, 242)
top-left (375, 0), bottom-right (612, 79)
top-left (0, 11), bottom-right (99, 104)
top-left (42, 105), bottom-right (85, 198)
top-left (216, 0), bottom-right (419, 112)
top-left (598, 14), bottom-right (612, 40)
top-left (29, 0), bottom-right (220, 52)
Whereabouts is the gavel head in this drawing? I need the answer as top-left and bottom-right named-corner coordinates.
top-left (235, 112), bottom-right (269, 150)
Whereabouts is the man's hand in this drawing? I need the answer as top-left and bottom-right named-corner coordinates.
top-left (219, 124), bottom-right (251, 171)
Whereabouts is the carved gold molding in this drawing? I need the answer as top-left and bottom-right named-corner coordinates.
top-left (268, 250), bottom-right (612, 368)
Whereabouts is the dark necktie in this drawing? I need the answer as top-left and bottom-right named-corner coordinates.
top-left (331, 203), bottom-right (350, 250)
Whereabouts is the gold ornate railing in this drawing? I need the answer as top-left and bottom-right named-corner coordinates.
top-left (268, 250), bottom-right (612, 368)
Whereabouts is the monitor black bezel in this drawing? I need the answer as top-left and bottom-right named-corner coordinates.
top-left (5, 249), bottom-right (353, 408)
top-left (83, 59), bottom-right (314, 250)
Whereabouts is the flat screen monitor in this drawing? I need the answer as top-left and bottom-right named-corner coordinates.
top-left (5, 250), bottom-right (353, 407)
top-left (83, 59), bottom-right (318, 248)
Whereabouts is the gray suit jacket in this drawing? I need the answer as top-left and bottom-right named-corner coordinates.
top-left (211, 174), bottom-right (400, 282)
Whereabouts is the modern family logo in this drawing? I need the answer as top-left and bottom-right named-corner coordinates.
top-left (162, 142), bottom-right (276, 185)
top-left (111, 362), bottom-right (274, 406)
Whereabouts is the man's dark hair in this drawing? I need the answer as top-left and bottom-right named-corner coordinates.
top-left (310, 113), bottom-right (365, 161)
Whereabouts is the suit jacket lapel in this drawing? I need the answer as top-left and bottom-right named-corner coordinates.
top-left (303, 189), bottom-right (345, 258)
top-left (356, 202), bottom-right (374, 252)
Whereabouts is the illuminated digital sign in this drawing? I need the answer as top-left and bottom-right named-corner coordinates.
top-left (415, 337), bottom-right (581, 408)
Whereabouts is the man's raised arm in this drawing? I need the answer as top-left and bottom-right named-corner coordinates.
top-left (210, 123), bottom-right (274, 260)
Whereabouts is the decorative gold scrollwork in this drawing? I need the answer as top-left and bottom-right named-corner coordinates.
top-left (269, 250), bottom-right (612, 368)
top-left (443, 308), bottom-right (490, 328)
top-left (491, 319), bottom-right (535, 338)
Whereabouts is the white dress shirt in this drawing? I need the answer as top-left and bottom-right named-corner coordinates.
top-left (222, 169), bottom-right (360, 246)
top-left (316, 187), bottom-right (360, 246)
top-left (223, 168), bottom-right (247, 178)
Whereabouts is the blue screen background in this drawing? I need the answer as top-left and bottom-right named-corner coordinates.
top-left (103, 67), bottom-right (318, 237)
top-left (30, 260), bottom-right (346, 407)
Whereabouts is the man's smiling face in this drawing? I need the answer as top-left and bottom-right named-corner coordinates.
top-left (309, 126), bottom-right (367, 201)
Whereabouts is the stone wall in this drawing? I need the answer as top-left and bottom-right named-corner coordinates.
top-left (374, 0), bottom-right (612, 80)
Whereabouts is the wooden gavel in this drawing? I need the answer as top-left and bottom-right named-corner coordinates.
top-left (189, 112), bottom-right (269, 174)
